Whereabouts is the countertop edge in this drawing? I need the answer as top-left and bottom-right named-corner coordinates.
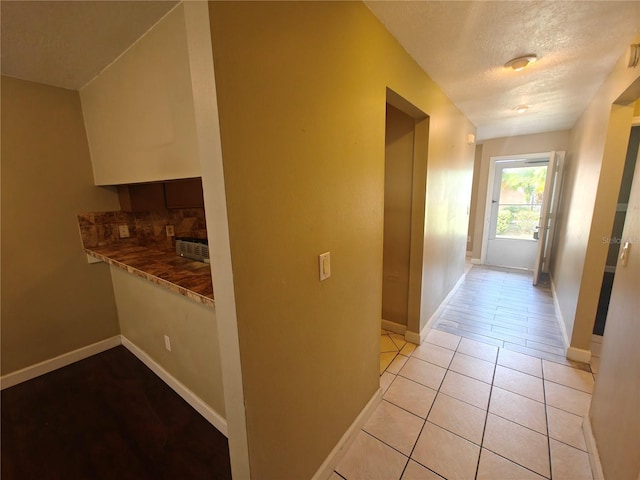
top-left (85, 248), bottom-right (215, 309)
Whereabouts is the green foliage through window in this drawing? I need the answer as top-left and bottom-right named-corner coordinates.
top-left (495, 165), bottom-right (547, 239)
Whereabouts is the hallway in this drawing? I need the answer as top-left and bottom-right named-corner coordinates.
top-left (334, 266), bottom-right (596, 479)
top-left (433, 266), bottom-right (576, 366)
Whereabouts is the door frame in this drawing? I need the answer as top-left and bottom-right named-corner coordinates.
top-left (533, 151), bottom-right (565, 285)
top-left (480, 151), bottom-right (556, 267)
top-left (383, 88), bottom-right (429, 339)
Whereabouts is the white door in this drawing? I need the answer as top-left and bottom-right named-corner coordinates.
top-left (533, 152), bottom-right (564, 285)
top-left (485, 159), bottom-right (549, 270)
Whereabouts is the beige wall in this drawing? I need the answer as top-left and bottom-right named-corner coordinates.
top-left (110, 267), bottom-right (225, 416)
top-left (1, 76), bottom-right (121, 374)
top-left (550, 36), bottom-right (640, 352)
top-left (470, 130), bottom-right (571, 260)
top-left (589, 145), bottom-right (640, 480)
top-left (208, 2), bottom-right (474, 478)
top-left (80, 3), bottom-right (201, 185)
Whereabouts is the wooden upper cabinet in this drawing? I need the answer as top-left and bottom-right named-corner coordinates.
top-left (118, 178), bottom-right (204, 212)
top-left (118, 183), bottom-right (165, 212)
top-left (164, 178), bottom-right (204, 209)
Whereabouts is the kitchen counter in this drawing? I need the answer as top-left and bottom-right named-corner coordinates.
top-left (85, 244), bottom-right (214, 308)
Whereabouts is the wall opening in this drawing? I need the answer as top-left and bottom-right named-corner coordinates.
top-left (594, 122), bottom-right (640, 335)
top-left (382, 89), bottom-right (429, 338)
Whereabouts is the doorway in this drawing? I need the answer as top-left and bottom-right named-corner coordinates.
top-left (482, 152), bottom-right (562, 273)
top-left (593, 124), bottom-right (640, 335)
top-left (381, 90), bottom-right (428, 338)
top-left (382, 104), bottom-right (414, 326)
top-left (485, 158), bottom-right (548, 269)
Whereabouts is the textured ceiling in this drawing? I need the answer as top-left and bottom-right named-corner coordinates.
top-left (1, 1), bottom-right (178, 90)
top-left (367, 1), bottom-right (640, 140)
top-left (1, 1), bottom-right (638, 140)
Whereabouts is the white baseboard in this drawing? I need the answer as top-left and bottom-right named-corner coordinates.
top-left (567, 347), bottom-right (592, 363)
top-left (381, 319), bottom-right (406, 335)
top-left (311, 387), bottom-right (382, 480)
top-left (549, 275), bottom-right (571, 350)
top-left (120, 336), bottom-right (227, 437)
top-left (404, 330), bottom-right (421, 345)
top-left (583, 416), bottom-right (605, 480)
top-left (549, 275), bottom-right (592, 364)
top-left (413, 269), bottom-right (469, 344)
top-left (1, 335), bottom-right (227, 437)
top-left (0, 336), bottom-right (122, 390)
top-left (470, 258), bottom-right (483, 265)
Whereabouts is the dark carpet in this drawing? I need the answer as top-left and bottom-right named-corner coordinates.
top-left (1, 346), bottom-right (232, 480)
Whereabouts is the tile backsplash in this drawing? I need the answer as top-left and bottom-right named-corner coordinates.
top-left (78, 208), bottom-right (207, 250)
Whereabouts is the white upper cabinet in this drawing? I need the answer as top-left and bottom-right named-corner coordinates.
top-left (80, 3), bottom-right (201, 185)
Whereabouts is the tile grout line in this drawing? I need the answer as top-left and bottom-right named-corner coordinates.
top-left (473, 344), bottom-right (498, 480)
top-left (543, 365), bottom-right (554, 480)
top-left (375, 266), bottom-right (593, 479)
top-left (401, 338), bottom-right (456, 480)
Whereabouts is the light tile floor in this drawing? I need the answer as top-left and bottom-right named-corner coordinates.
top-left (335, 266), bottom-right (597, 480)
top-left (433, 266), bottom-right (574, 365)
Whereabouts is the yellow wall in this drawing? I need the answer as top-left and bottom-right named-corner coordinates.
top-left (110, 267), bottom-right (225, 417)
top-left (550, 36), bottom-right (640, 352)
top-left (1, 76), bottom-right (121, 374)
top-left (80, 3), bottom-right (201, 185)
top-left (208, 2), bottom-right (474, 478)
top-left (470, 130), bottom-right (571, 260)
top-left (589, 145), bottom-right (640, 480)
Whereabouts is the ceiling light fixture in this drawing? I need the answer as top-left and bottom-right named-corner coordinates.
top-left (505, 54), bottom-right (538, 71)
top-left (514, 105), bottom-right (530, 113)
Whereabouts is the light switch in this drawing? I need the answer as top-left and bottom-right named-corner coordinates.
top-left (620, 241), bottom-right (631, 267)
top-left (319, 252), bottom-right (331, 281)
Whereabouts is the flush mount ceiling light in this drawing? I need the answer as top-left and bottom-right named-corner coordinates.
top-left (514, 105), bottom-right (530, 113)
top-left (505, 54), bottom-right (538, 71)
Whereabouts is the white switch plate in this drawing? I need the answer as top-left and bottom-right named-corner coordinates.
top-left (118, 224), bottom-right (130, 238)
top-left (164, 335), bottom-right (172, 352)
top-left (319, 252), bottom-right (331, 281)
top-left (620, 241), bottom-right (631, 267)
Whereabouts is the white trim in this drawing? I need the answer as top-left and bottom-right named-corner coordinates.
top-left (311, 387), bottom-right (382, 480)
top-left (567, 347), bottom-right (592, 363)
top-left (0, 336), bottom-right (122, 390)
top-left (404, 330), bottom-right (421, 345)
top-left (86, 253), bottom-right (102, 264)
top-left (120, 336), bottom-right (227, 437)
top-left (470, 258), bottom-right (483, 265)
top-left (410, 268), bottom-right (469, 344)
top-left (583, 416), bottom-right (605, 480)
top-left (187, 1), bottom-right (250, 475)
top-left (381, 319), bottom-right (406, 335)
top-left (550, 275), bottom-right (571, 350)
top-left (0, 333), bottom-right (228, 437)
top-left (550, 275), bottom-right (591, 362)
